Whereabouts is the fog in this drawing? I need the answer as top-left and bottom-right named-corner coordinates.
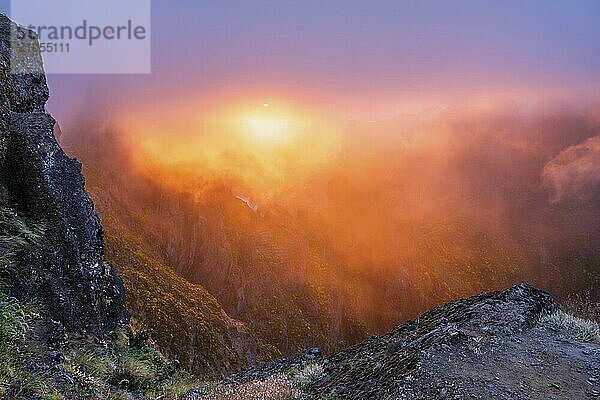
top-left (63, 101), bottom-right (600, 339)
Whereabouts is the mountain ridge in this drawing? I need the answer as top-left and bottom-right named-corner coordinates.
top-left (185, 283), bottom-right (600, 399)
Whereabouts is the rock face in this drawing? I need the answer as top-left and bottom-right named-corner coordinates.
top-left (299, 283), bottom-right (600, 400)
top-left (0, 14), bottom-right (126, 334)
top-left (189, 283), bottom-right (598, 399)
top-left (307, 283), bottom-right (557, 398)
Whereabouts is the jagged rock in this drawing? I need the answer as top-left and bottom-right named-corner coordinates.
top-left (0, 14), bottom-right (126, 334)
top-left (187, 284), bottom-right (599, 400)
top-left (307, 283), bottom-right (556, 398)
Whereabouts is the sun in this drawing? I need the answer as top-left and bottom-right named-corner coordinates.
top-left (240, 103), bottom-right (301, 145)
top-left (244, 115), bottom-right (291, 144)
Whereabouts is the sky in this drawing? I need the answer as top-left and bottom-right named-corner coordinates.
top-left (2, 1), bottom-right (598, 317)
top-left (1, 0), bottom-right (600, 124)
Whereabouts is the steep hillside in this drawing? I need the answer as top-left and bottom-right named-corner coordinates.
top-left (70, 134), bottom-right (367, 356)
top-left (104, 235), bottom-right (278, 378)
top-left (66, 124), bottom-right (562, 360)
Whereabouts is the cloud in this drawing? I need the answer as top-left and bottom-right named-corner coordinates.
top-left (543, 135), bottom-right (600, 203)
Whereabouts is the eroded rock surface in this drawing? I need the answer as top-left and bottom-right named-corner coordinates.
top-left (0, 14), bottom-right (126, 334)
top-left (309, 283), bottom-right (556, 398)
top-left (188, 283), bottom-right (600, 399)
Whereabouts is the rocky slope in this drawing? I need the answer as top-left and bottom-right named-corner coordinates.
top-left (187, 283), bottom-right (600, 399)
top-left (0, 14), bottom-right (125, 334)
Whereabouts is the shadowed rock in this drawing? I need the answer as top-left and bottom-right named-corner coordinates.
top-left (0, 14), bottom-right (126, 334)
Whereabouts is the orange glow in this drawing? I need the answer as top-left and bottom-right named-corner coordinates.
top-left (69, 98), bottom-right (600, 336)
top-left (117, 99), bottom-right (342, 199)
top-left (241, 111), bottom-right (298, 145)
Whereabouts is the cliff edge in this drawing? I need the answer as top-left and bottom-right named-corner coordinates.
top-left (186, 283), bottom-right (600, 399)
top-left (0, 14), bottom-right (126, 334)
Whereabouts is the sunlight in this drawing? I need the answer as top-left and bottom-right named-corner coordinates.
top-left (240, 106), bottom-right (300, 146)
top-left (116, 98), bottom-right (342, 199)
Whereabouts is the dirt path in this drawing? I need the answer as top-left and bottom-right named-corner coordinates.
top-left (400, 326), bottom-right (600, 399)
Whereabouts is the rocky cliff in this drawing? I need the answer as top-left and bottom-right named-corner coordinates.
top-left (0, 14), bottom-right (126, 334)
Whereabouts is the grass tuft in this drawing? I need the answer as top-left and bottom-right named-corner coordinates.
top-left (539, 309), bottom-right (600, 343)
top-left (0, 203), bottom-right (44, 270)
top-left (0, 202), bottom-right (200, 399)
top-left (0, 203), bottom-right (46, 397)
top-left (290, 362), bottom-right (325, 388)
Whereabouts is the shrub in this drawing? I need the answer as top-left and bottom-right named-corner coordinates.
top-left (291, 362), bottom-right (325, 388)
top-left (62, 327), bottom-right (195, 398)
top-left (0, 204), bottom-right (44, 396)
top-left (0, 295), bottom-right (42, 396)
top-left (0, 203), bottom-right (43, 270)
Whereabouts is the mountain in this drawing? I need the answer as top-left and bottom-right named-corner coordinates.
top-left (68, 130), bottom-right (368, 357)
top-left (0, 13), bottom-right (125, 335)
top-left (1, 9), bottom-right (598, 400)
top-left (186, 284), bottom-right (600, 399)
top-left (67, 124), bottom-right (563, 361)
top-left (104, 235), bottom-right (278, 378)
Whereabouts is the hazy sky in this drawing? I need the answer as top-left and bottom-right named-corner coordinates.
top-left (2, 0), bottom-right (600, 123)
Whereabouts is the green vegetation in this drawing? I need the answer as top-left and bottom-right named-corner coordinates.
top-left (289, 362), bottom-right (325, 388)
top-left (0, 296), bottom-right (43, 398)
top-left (0, 300), bottom-right (197, 399)
top-left (0, 204), bottom-right (39, 395)
top-left (59, 327), bottom-right (197, 399)
top-left (104, 235), bottom-right (278, 378)
top-left (0, 204), bottom-right (198, 399)
top-left (0, 203), bottom-right (44, 269)
top-left (0, 203), bottom-right (47, 397)
top-left (539, 309), bottom-right (600, 343)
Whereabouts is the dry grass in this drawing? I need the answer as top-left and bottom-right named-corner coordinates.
top-left (540, 309), bottom-right (600, 343)
top-left (192, 374), bottom-right (299, 400)
top-left (188, 362), bottom-right (326, 400)
top-left (562, 292), bottom-right (600, 324)
top-left (289, 362), bottom-right (325, 388)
